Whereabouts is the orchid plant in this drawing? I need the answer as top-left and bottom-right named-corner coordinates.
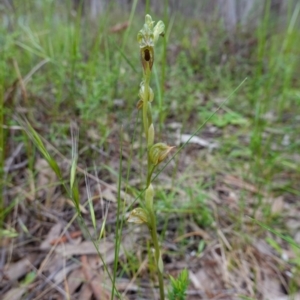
top-left (127, 15), bottom-right (173, 299)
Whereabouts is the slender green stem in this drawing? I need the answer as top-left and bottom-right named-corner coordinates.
top-left (143, 99), bottom-right (148, 140)
top-left (149, 210), bottom-right (165, 300)
top-left (111, 129), bottom-right (124, 300)
top-left (0, 72), bottom-right (3, 227)
top-left (144, 69), bottom-right (164, 297)
top-left (143, 70), bottom-right (151, 139)
top-left (146, 163), bottom-right (155, 187)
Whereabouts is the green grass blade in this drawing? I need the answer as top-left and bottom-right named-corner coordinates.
top-left (250, 217), bottom-right (300, 249)
top-left (21, 119), bottom-right (63, 180)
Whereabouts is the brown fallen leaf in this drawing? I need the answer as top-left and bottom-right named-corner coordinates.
top-left (3, 287), bottom-right (27, 300)
top-left (77, 283), bottom-right (93, 300)
top-left (53, 263), bottom-right (79, 284)
top-left (54, 240), bottom-right (114, 257)
top-left (118, 278), bottom-right (139, 293)
top-left (258, 275), bottom-right (286, 300)
top-left (276, 295), bottom-right (300, 300)
top-left (254, 239), bottom-right (275, 257)
top-left (176, 133), bottom-right (219, 149)
top-left (4, 255), bottom-right (37, 281)
top-left (102, 188), bottom-right (117, 202)
top-left (35, 158), bottom-right (57, 207)
top-left (271, 196), bottom-right (284, 214)
top-left (81, 255), bottom-right (110, 300)
top-left (223, 174), bottom-right (268, 196)
top-left (40, 223), bottom-right (62, 249)
top-left (55, 231), bottom-right (138, 259)
top-left (174, 230), bottom-right (211, 242)
top-left (66, 268), bottom-right (85, 295)
top-left (50, 230), bottom-right (82, 245)
top-left (122, 257), bottom-right (148, 297)
top-left (109, 21), bottom-right (129, 33)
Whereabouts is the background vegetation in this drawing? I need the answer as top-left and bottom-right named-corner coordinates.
top-left (1, 0), bottom-right (300, 299)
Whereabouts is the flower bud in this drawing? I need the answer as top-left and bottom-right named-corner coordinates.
top-left (127, 208), bottom-right (148, 224)
top-left (158, 252), bottom-right (164, 274)
top-left (139, 83), bottom-right (154, 102)
top-left (149, 143), bottom-right (175, 166)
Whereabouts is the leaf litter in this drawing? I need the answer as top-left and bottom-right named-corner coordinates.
top-left (3, 134), bottom-right (300, 299)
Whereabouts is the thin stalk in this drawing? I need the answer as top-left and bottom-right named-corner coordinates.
top-left (143, 95), bottom-right (149, 140)
top-left (149, 210), bottom-right (165, 300)
top-left (0, 70), bottom-right (3, 227)
top-left (145, 0), bottom-right (150, 15)
top-left (143, 70), bottom-right (151, 139)
top-left (144, 74), bottom-right (165, 300)
top-left (111, 128), bottom-right (124, 300)
top-left (146, 163), bottom-right (155, 187)
top-left (143, 69), bottom-right (165, 298)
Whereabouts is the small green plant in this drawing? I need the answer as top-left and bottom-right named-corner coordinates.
top-left (168, 269), bottom-right (189, 300)
top-left (127, 15), bottom-right (172, 299)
